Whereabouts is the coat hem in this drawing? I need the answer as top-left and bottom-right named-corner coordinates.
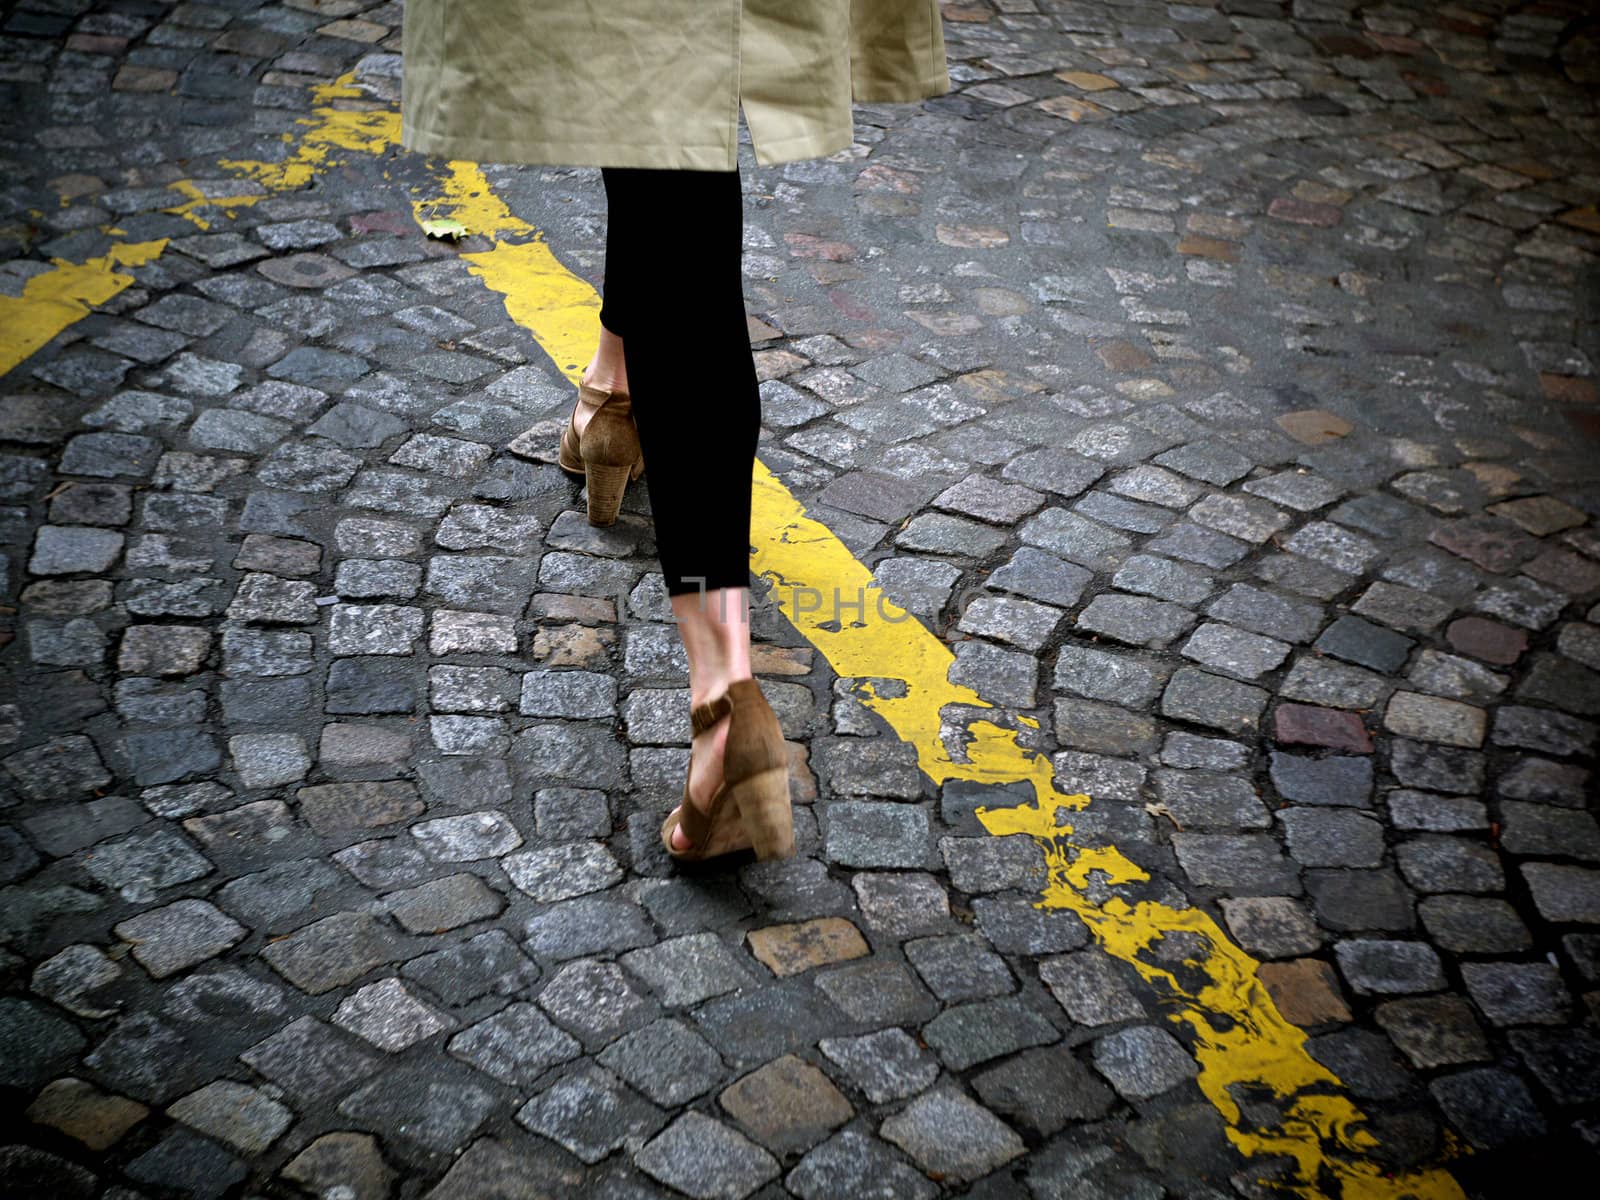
top-left (749, 123), bottom-right (855, 168)
top-left (855, 66), bottom-right (951, 105)
top-left (400, 121), bottom-right (739, 172)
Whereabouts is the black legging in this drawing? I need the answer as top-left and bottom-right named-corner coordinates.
top-left (598, 166), bottom-right (759, 598)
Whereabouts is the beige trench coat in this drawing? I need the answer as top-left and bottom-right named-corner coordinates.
top-left (401, 1), bottom-right (949, 170)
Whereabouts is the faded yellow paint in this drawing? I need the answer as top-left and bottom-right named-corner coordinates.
top-left (2, 71), bottom-right (402, 381)
top-left (421, 163), bottom-right (1469, 1200)
top-left (216, 73), bottom-right (400, 192)
top-left (0, 240), bottom-right (167, 379)
top-left (164, 73), bottom-right (400, 229)
top-left (162, 179), bottom-right (268, 232)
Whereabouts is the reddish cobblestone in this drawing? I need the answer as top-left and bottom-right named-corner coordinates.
top-left (1429, 518), bottom-right (1536, 573)
top-left (1523, 548), bottom-right (1600, 594)
top-left (1274, 704), bottom-right (1374, 754)
top-left (1539, 373), bottom-right (1597, 405)
top-left (1275, 410), bottom-right (1353, 445)
top-left (1446, 617), bottom-right (1529, 666)
top-left (1267, 197), bottom-right (1342, 227)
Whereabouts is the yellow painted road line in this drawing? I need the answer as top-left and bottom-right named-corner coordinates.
top-left (0, 73), bottom-right (396, 379)
top-left (0, 241), bottom-right (167, 379)
top-left (422, 162), bottom-right (1468, 1200)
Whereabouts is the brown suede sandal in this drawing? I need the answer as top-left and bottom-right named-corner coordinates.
top-left (559, 381), bottom-right (644, 526)
top-left (661, 679), bottom-right (795, 864)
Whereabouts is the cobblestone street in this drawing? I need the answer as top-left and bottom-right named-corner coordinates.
top-left (3, 1), bottom-right (1600, 1197)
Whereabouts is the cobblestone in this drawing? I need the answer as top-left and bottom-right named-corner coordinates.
top-left (879, 1088), bottom-right (1024, 1183)
top-left (818, 1028), bottom-right (938, 1104)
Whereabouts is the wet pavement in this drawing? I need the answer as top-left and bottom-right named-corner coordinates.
top-left (2, 1), bottom-right (1600, 1197)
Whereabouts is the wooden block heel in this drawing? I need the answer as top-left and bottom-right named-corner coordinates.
top-left (731, 766), bottom-right (795, 861)
top-left (582, 460), bottom-right (632, 526)
top-left (569, 386), bottom-right (643, 527)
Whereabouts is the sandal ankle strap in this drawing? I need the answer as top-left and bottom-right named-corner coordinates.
top-left (690, 691), bottom-right (733, 737)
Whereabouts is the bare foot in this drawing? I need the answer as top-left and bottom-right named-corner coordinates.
top-left (669, 718), bottom-right (727, 852)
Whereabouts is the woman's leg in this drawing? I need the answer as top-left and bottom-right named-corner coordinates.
top-left (599, 165), bottom-right (762, 849)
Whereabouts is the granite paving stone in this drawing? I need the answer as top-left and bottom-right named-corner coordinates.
top-left (622, 933), bottom-right (755, 1006)
top-left (1508, 1028), bottom-right (1600, 1107)
top-left (331, 978), bottom-right (458, 1052)
top-left (1374, 996), bottom-right (1491, 1071)
top-left (1052, 643), bottom-right (1168, 707)
top-left (1428, 1069), bottom-right (1547, 1150)
top-left (850, 871), bottom-right (952, 938)
top-left (746, 917), bottom-right (868, 978)
top-left (1305, 869), bottom-right (1417, 935)
top-left (385, 872), bottom-right (504, 934)
top-left (812, 961), bottom-right (937, 1028)
top-left (515, 1063), bottom-right (666, 1165)
top-left (417, 1134), bottom-right (584, 1200)
top-left (238, 1015), bottom-right (384, 1105)
top-left (878, 1088), bottom-right (1025, 1183)
top-left (30, 945), bottom-right (123, 1020)
top-left (1219, 897), bottom-right (1323, 961)
top-left (446, 1001), bottom-right (582, 1086)
top-left (334, 1065), bottom-right (498, 1155)
top-left (716, 1054), bottom-right (852, 1155)
top-left (504, 842), bottom-right (623, 902)
top-left (905, 934), bottom-right (1014, 1003)
top-left (1078, 592), bottom-right (1198, 649)
top-left (785, 1130), bottom-right (937, 1200)
top-left (1314, 615), bottom-right (1416, 674)
top-left (1395, 837), bottom-right (1506, 895)
top-left (1180, 622), bottom-right (1290, 680)
top-left (278, 1132), bottom-right (394, 1200)
top-left (400, 929), bottom-right (541, 1008)
top-left (24, 1077), bottom-right (149, 1154)
top-left (634, 1112), bottom-right (780, 1200)
top-left (113, 899), bottom-right (246, 979)
top-left (1462, 962), bottom-right (1571, 1027)
top-left (164, 1080), bottom-right (292, 1156)
top-left (1335, 941), bottom-right (1447, 996)
top-left (924, 994), bottom-right (1059, 1071)
top-left (538, 957), bottom-right (657, 1050)
top-left (1161, 667), bottom-right (1269, 735)
top-left (1091, 1025), bottom-right (1199, 1100)
top-left (598, 1019), bottom-right (727, 1107)
top-left (123, 1128), bottom-right (246, 1200)
top-left (818, 1028), bottom-right (939, 1104)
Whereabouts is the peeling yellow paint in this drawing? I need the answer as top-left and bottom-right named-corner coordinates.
top-left (216, 73), bottom-right (400, 192)
top-left (987, 797), bottom-right (1466, 1198)
top-left (2, 71), bottom-right (400, 381)
top-left (0, 240), bottom-right (167, 378)
top-left (419, 163), bottom-right (1470, 1200)
top-left (162, 179), bottom-right (269, 232)
top-left (163, 73), bottom-right (399, 229)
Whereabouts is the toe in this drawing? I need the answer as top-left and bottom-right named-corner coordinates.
top-left (668, 809), bottom-right (692, 852)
